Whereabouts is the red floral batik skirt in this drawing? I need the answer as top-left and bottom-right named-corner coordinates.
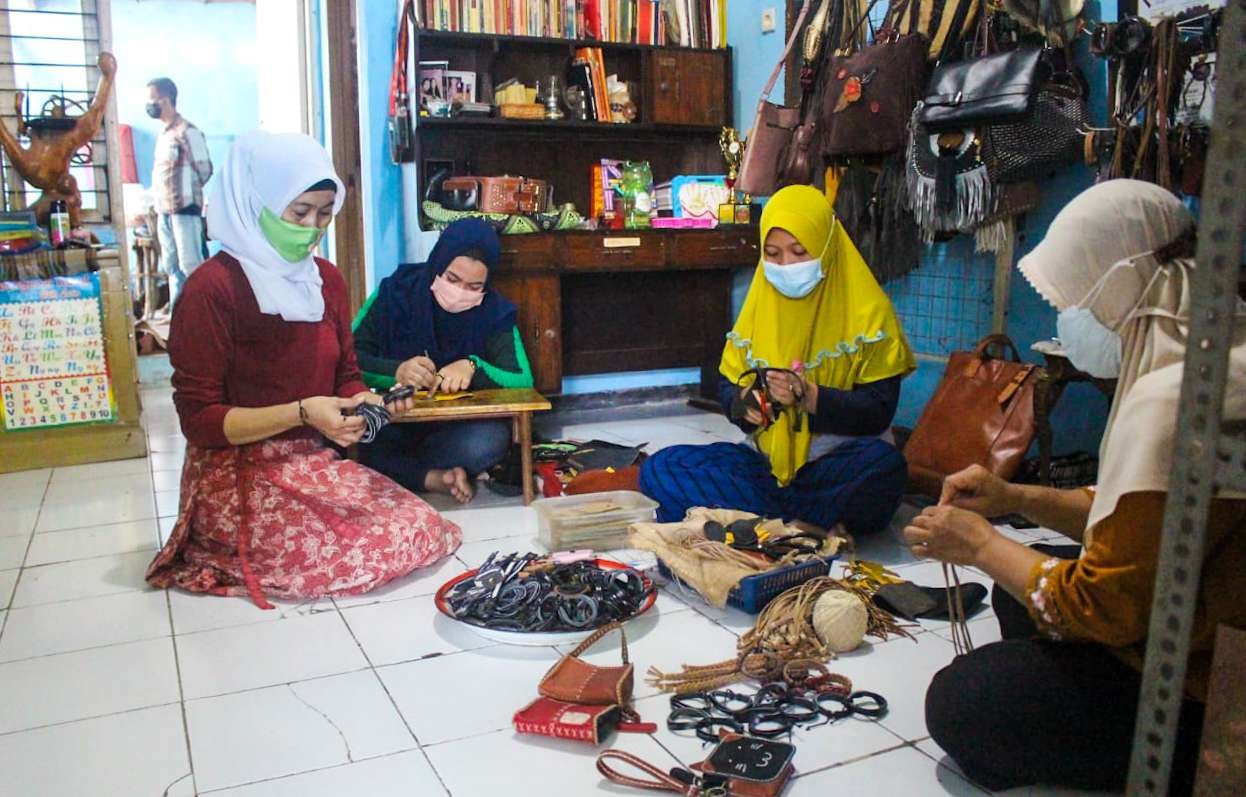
top-left (146, 434), bottom-right (461, 608)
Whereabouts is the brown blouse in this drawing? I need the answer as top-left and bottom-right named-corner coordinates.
top-left (1025, 490), bottom-right (1246, 700)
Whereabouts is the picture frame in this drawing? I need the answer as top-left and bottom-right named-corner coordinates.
top-left (444, 70), bottom-right (477, 104)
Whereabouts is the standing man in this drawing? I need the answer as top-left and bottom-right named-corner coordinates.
top-left (147, 77), bottom-right (212, 311)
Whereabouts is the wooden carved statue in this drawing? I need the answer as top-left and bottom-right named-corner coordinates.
top-left (0, 52), bottom-right (117, 229)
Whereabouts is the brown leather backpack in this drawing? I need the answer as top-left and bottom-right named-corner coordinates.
top-left (903, 334), bottom-right (1039, 497)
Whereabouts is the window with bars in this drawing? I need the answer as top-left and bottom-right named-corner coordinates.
top-left (0, 0), bottom-right (114, 225)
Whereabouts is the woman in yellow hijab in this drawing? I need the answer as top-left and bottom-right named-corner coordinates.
top-left (640, 185), bottom-right (915, 534)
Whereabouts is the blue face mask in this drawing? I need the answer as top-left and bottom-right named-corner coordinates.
top-left (762, 257), bottom-right (824, 299)
top-left (1056, 306), bottom-right (1122, 379)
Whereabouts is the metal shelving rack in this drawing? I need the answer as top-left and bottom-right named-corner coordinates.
top-left (1126, 0), bottom-right (1246, 791)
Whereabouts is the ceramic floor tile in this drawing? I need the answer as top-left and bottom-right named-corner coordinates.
top-left (35, 492), bottom-right (157, 533)
top-left (331, 554), bottom-right (466, 609)
top-left (186, 670), bottom-right (416, 793)
top-left (379, 644), bottom-right (562, 745)
top-left (43, 472), bottom-right (154, 505)
top-left (206, 751), bottom-right (446, 797)
top-left (156, 489), bottom-right (181, 518)
top-left (146, 433), bottom-right (186, 454)
top-left (151, 450), bottom-right (186, 473)
top-left (10, 551), bottom-right (153, 608)
top-left (932, 614), bottom-right (1004, 648)
top-left (439, 505), bottom-right (537, 543)
top-left (341, 594), bottom-right (494, 666)
top-left (0, 703), bottom-right (193, 797)
top-left (667, 411), bottom-right (747, 439)
top-left (0, 589), bottom-right (171, 662)
top-left (555, 608), bottom-right (741, 700)
top-left (158, 515), bottom-right (177, 546)
top-left (424, 725), bottom-right (677, 796)
top-left (169, 590), bottom-right (334, 636)
top-left (680, 592), bottom-right (761, 635)
top-left (0, 637), bottom-right (179, 734)
top-left (24, 519), bottom-right (159, 566)
top-left (453, 537), bottom-right (545, 568)
top-left (0, 569), bottom-right (16, 609)
top-left (0, 469), bottom-right (50, 510)
top-left (549, 422), bottom-right (645, 447)
top-left (1, 507), bottom-right (41, 538)
top-left (0, 534), bottom-right (27, 570)
top-left (152, 469), bottom-right (182, 492)
top-left (48, 458), bottom-right (152, 485)
top-left (814, 629), bottom-right (958, 742)
top-left (790, 745), bottom-right (985, 795)
top-left (178, 610), bottom-right (369, 700)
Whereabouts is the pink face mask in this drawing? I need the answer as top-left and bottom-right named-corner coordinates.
top-left (430, 273), bottom-right (485, 313)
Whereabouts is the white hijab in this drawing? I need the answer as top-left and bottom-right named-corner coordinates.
top-left (206, 131), bottom-right (346, 322)
top-left (1018, 179), bottom-right (1246, 540)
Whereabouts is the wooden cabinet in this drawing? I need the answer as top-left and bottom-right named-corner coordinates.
top-left (412, 31), bottom-right (743, 398)
top-left (492, 229), bottom-right (758, 398)
top-left (649, 50), bottom-right (730, 127)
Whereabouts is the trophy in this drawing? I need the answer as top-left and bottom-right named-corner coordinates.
top-left (718, 126), bottom-right (751, 225)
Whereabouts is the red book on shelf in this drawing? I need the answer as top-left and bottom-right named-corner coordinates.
top-left (637, 0), bottom-right (651, 44)
top-left (584, 0), bottom-right (601, 39)
top-left (591, 48), bottom-right (610, 122)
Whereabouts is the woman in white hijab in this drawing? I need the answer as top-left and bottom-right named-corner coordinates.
top-left (907, 180), bottom-right (1246, 794)
top-left (147, 131), bottom-right (462, 608)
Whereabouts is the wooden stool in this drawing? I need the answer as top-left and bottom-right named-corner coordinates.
top-left (392, 388), bottom-right (552, 504)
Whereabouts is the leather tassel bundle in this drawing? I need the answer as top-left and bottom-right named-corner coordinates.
top-left (648, 575), bottom-right (915, 695)
top-left (906, 105), bottom-right (994, 241)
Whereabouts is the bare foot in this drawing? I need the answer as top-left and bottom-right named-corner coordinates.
top-left (424, 467), bottom-right (474, 504)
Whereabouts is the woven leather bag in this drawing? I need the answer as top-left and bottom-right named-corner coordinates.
top-left (538, 622), bottom-right (634, 706)
top-left (982, 78), bottom-right (1089, 183)
top-left (903, 334), bottom-right (1039, 497)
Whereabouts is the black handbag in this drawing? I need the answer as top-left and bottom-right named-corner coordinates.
top-left (918, 46), bottom-right (1041, 130)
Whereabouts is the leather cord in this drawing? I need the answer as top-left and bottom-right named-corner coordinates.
top-left (596, 750), bottom-right (700, 795)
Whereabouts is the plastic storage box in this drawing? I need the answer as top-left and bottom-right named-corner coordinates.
top-left (533, 490), bottom-right (660, 552)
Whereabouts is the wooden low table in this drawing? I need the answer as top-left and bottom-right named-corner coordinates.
top-left (1031, 340), bottom-right (1118, 486)
top-left (392, 388), bottom-right (552, 504)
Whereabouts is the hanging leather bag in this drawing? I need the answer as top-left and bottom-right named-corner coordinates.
top-left (820, 0), bottom-right (930, 159)
top-left (736, 0), bottom-right (815, 196)
top-left (918, 46), bottom-right (1042, 130)
top-left (903, 334), bottom-right (1039, 497)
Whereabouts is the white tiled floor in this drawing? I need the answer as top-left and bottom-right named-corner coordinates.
top-left (0, 380), bottom-right (1095, 796)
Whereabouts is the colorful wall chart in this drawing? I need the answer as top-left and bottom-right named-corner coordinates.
top-left (0, 275), bottom-right (115, 431)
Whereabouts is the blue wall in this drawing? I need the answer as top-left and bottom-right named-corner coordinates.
top-left (354, 1), bottom-right (406, 291)
top-left (111, 0), bottom-right (259, 192)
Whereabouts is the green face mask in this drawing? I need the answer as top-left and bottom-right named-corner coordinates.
top-left (259, 207), bottom-right (325, 262)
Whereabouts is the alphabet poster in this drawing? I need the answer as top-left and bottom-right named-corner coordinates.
top-left (0, 274), bottom-right (115, 430)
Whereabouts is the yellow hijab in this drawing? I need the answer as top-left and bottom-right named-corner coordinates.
top-left (721, 185), bottom-right (915, 485)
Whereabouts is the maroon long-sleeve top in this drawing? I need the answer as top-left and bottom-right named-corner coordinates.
top-left (168, 253), bottom-right (369, 448)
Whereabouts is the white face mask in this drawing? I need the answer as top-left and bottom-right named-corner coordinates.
top-left (762, 257), bottom-right (823, 299)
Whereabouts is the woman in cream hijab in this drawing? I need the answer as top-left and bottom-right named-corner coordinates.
top-left (907, 180), bottom-right (1246, 794)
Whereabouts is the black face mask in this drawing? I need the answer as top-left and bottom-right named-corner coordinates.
top-left (145, 101), bottom-right (163, 119)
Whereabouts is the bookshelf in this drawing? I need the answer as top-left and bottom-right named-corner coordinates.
top-left (413, 30), bottom-right (755, 398)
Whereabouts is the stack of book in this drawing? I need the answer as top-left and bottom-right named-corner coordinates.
top-left (420, 0), bottom-right (726, 48)
top-left (569, 47), bottom-right (611, 122)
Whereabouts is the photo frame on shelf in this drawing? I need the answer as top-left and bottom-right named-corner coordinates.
top-left (444, 70), bottom-right (477, 104)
